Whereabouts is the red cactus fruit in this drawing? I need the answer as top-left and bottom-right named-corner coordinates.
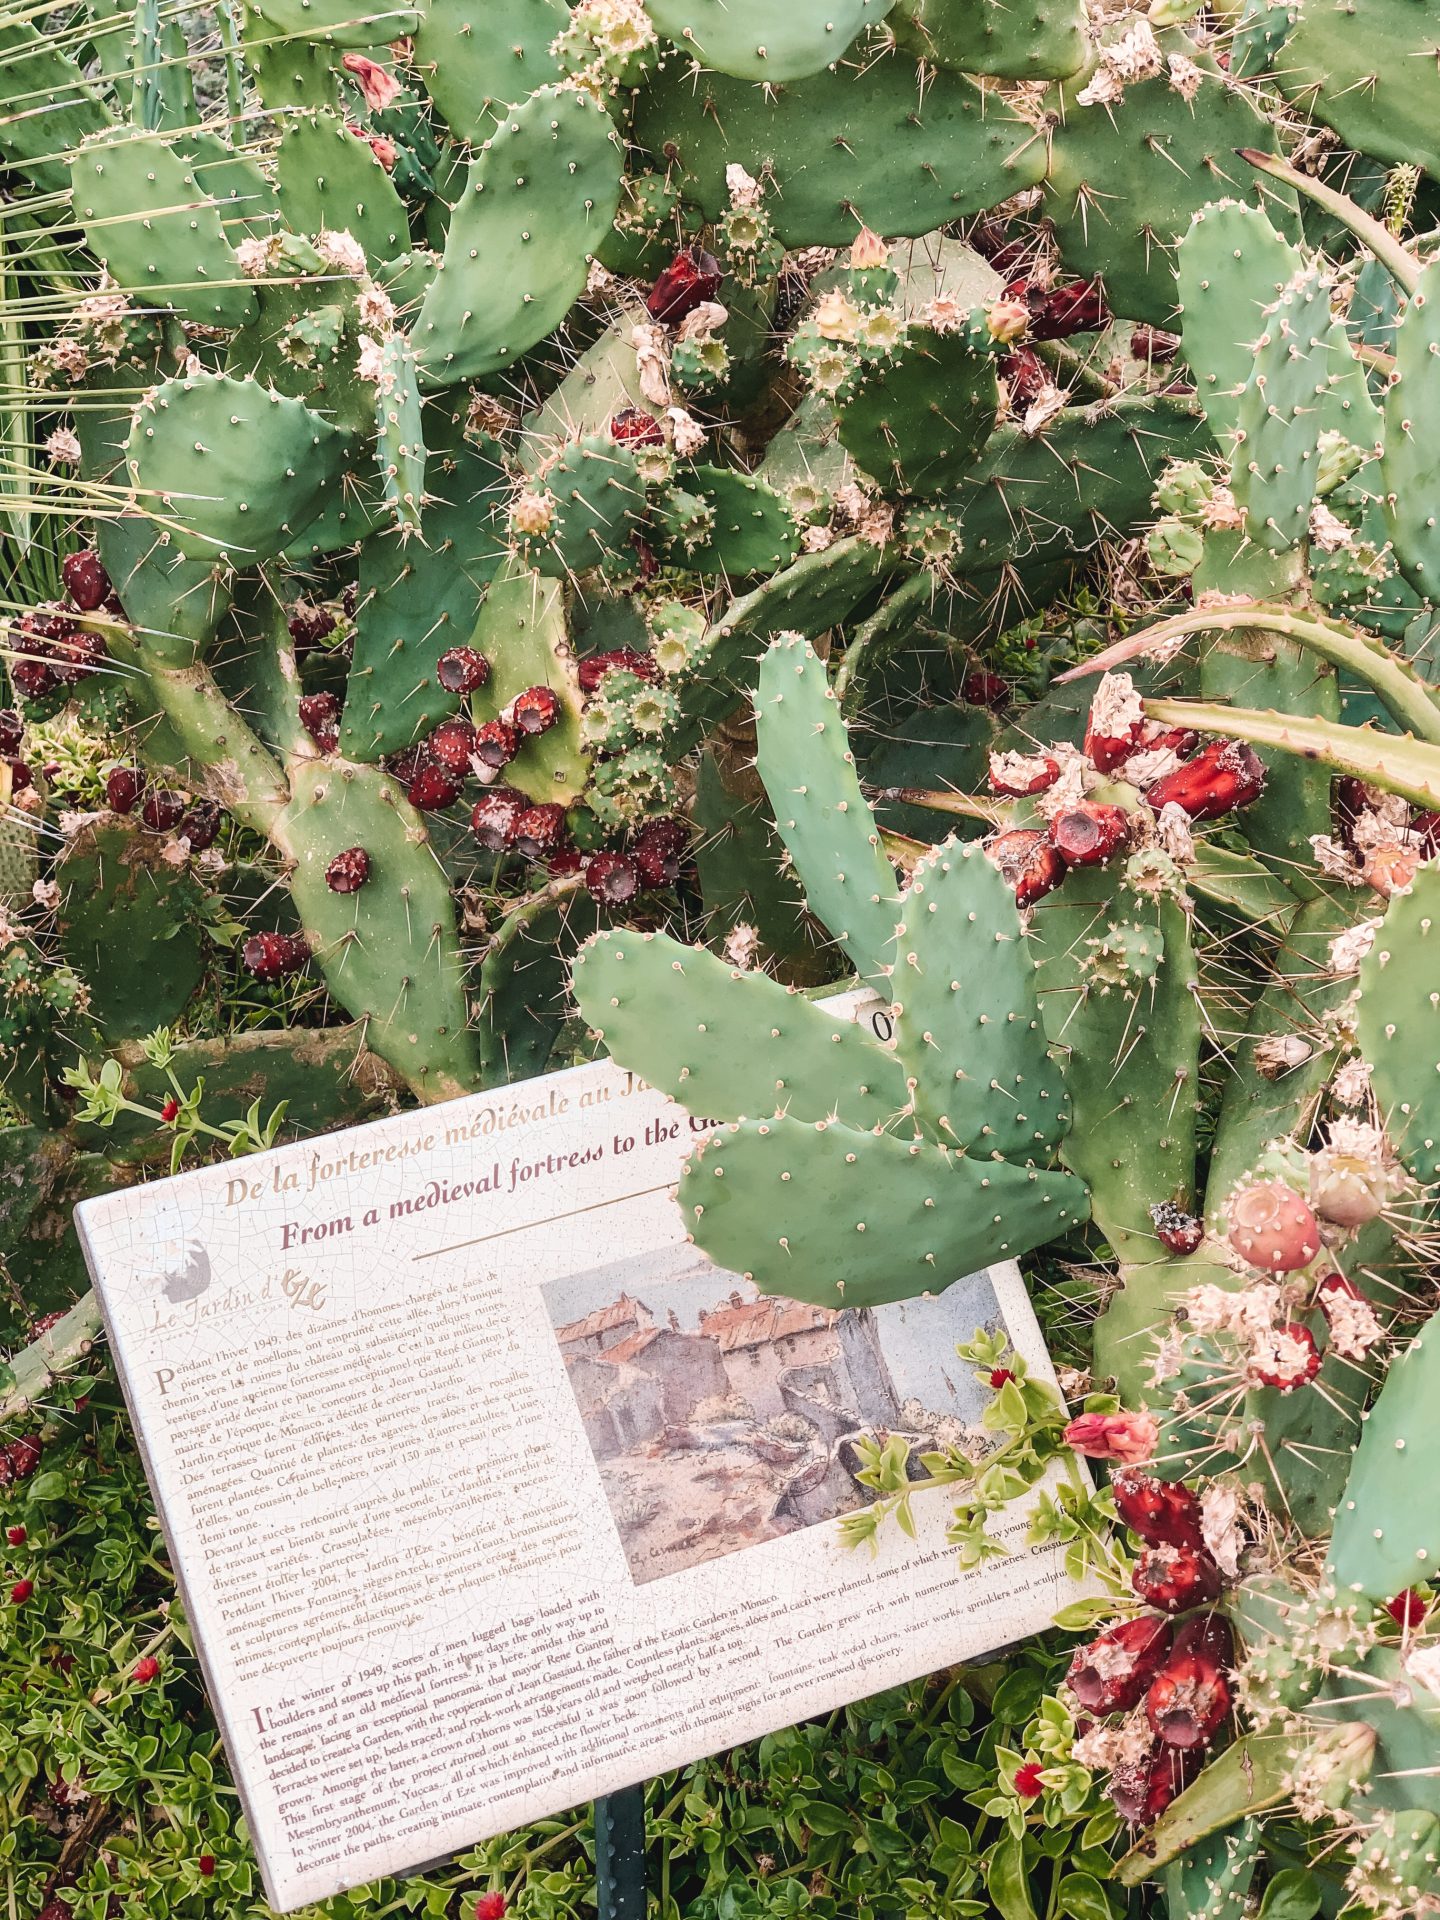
top-left (584, 850), bottom-right (640, 904)
top-left (1145, 1649), bottom-right (1231, 1750)
top-left (140, 789), bottom-right (186, 833)
top-left (633, 816), bottom-right (689, 888)
top-left (1108, 1742), bottom-right (1201, 1825)
top-left (50, 629), bottom-right (107, 684)
top-left (1029, 279), bottom-right (1110, 341)
top-left (1174, 1610), bottom-right (1235, 1668)
top-left (987, 828), bottom-right (1067, 907)
top-left (8, 1433), bottom-right (41, 1478)
top-left (132, 1655), bottom-right (161, 1684)
top-left (385, 744), bottom-right (427, 787)
top-left (1227, 1179), bottom-right (1322, 1273)
top-left (472, 718), bottom-right (521, 769)
top-left (0, 709), bottom-right (20, 756)
top-left (105, 765), bottom-right (144, 814)
top-left (610, 407), bottom-right (665, 447)
top-left (1067, 1616), bottom-right (1173, 1715)
top-left (511, 803), bottom-right (568, 861)
top-left (178, 801), bottom-right (221, 852)
top-left (1144, 725), bottom-right (1199, 758)
top-left (1084, 706), bottom-right (1144, 773)
top-left (436, 646), bottom-right (491, 694)
top-left (426, 718), bottom-right (478, 775)
top-left (1248, 1322), bottom-right (1322, 1393)
top-left (646, 247), bottom-right (722, 324)
top-left (1111, 1470), bottom-right (1206, 1553)
top-left (298, 691), bottom-right (341, 753)
top-left (61, 549), bottom-right (111, 612)
top-left (1130, 326), bottom-right (1179, 363)
top-left (988, 753), bottom-right (1061, 798)
top-left (11, 655), bottom-right (56, 700)
top-left (1049, 802), bottom-right (1130, 866)
top-left (1145, 740), bottom-right (1265, 820)
top-left (407, 763), bottom-right (463, 811)
top-left (577, 648), bottom-right (661, 694)
top-left (242, 932), bottom-right (310, 981)
top-left (1131, 1543), bottom-right (1223, 1614)
top-left (325, 846), bottom-right (371, 894)
top-left (1386, 1589), bottom-right (1429, 1628)
top-left (962, 669), bottom-right (1010, 711)
top-left (6, 761), bottom-right (29, 793)
top-left (513, 685), bottom-right (561, 736)
top-left (548, 846), bottom-right (585, 877)
top-left (1150, 1200), bottom-right (1203, 1256)
top-left (287, 600), bottom-right (336, 648)
top-left (998, 347), bottom-right (1049, 405)
top-left (470, 787), bottom-right (528, 851)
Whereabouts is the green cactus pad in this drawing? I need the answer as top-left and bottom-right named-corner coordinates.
top-left (526, 436), bottom-right (646, 578)
top-left (1276, 0), bottom-right (1440, 181)
top-left (1356, 865), bottom-right (1440, 1185)
top-left (99, 517), bottom-right (233, 666)
top-left (175, 131), bottom-right (277, 241)
top-left (679, 1114), bottom-right (1088, 1308)
top-left (274, 111), bottom-right (409, 262)
top-left (241, 0), bottom-right (419, 52)
top-left (1329, 1303), bottom-right (1440, 1599)
top-left (1177, 204), bottom-right (1304, 438)
top-left (891, 840), bottom-right (1070, 1158)
top-left (468, 565), bottom-right (588, 805)
top-left (0, 21), bottom-right (113, 194)
top-left (644, 0), bottom-right (891, 80)
top-left (373, 333), bottom-right (425, 533)
top-left (1382, 260), bottom-right (1440, 595)
top-left (634, 48), bottom-right (1046, 248)
top-left (1045, 37), bottom-right (1294, 325)
top-left (1162, 1822), bottom-right (1260, 1920)
top-left (125, 372), bottom-right (355, 562)
top-left (572, 928), bottom-right (908, 1130)
top-left (754, 632), bottom-right (901, 986)
top-left (837, 325), bottom-right (1000, 496)
top-left (56, 823), bottom-right (207, 1043)
top-left (415, 85), bottom-right (622, 385)
top-left (412, 0), bottom-right (567, 141)
top-left (1231, 267), bottom-right (1381, 551)
top-left (71, 130), bottom-right (258, 329)
top-left (888, 0), bottom-right (1085, 77)
top-left (343, 413), bottom-right (509, 760)
top-left (660, 466), bottom-right (800, 576)
top-left (281, 761), bottom-right (479, 1101)
top-left (478, 892), bottom-right (600, 1084)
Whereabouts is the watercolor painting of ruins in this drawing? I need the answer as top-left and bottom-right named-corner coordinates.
top-left (542, 1247), bottom-right (1004, 1584)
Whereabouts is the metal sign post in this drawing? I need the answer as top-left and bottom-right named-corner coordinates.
top-left (594, 1786), bottom-right (646, 1920)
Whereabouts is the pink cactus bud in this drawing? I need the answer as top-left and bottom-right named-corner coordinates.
top-left (1063, 1409), bottom-right (1159, 1464)
top-left (341, 51), bottom-right (401, 110)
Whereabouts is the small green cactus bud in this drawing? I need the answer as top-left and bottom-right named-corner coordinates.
top-left (1156, 459), bottom-right (1215, 518)
top-left (1146, 516), bottom-right (1206, 577)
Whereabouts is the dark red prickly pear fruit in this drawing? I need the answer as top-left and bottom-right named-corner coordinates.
top-left (610, 407), bottom-right (665, 447)
top-left (1145, 740), bottom-right (1265, 820)
top-left (513, 685), bottom-right (560, 736)
top-left (584, 850), bottom-right (640, 904)
top-left (1049, 802), bottom-right (1130, 866)
top-left (105, 766), bottom-right (144, 814)
top-left (1108, 1743), bottom-right (1200, 1825)
top-left (577, 648), bottom-right (661, 695)
top-left (436, 646), bottom-right (491, 694)
top-left (407, 763), bottom-right (462, 811)
top-left (1131, 1543), bottom-right (1223, 1614)
top-left (1066, 1616), bottom-right (1173, 1714)
top-left (1145, 1649), bottom-right (1231, 1750)
top-left (325, 846), bottom-right (371, 893)
top-left (8, 1432), bottom-right (42, 1478)
top-left (962, 669), bottom-right (1010, 711)
top-left (1227, 1178), bottom-right (1321, 1273)
top-left (1030, 279), bottom-right (1111, 341)
top-left (1144, 725), bottom-right (1199, 758)
top-left (242, 932), bottom-right (310, 981)
top-left (1150, 1200), bottom-right (1203, 1256)
top-left (50, 629), bottom-right (106, 685)
top-left (511, 803), bottom-right (568, 861)
top-left (425, 718), bottom-right (477, 776)
top-left (385, 744), bottom-right (427, 787)
top-left (1111, 1470), bottom-right (1206, 1553)
top-left (177, 800), bottom-right (221, 851)
top-left (0, 710), bottom-right (21, 756)
top-left (470, 787), bottom-right (528, 851)
top-left (287, 599), bottom-right (336, 649)
top-left (1174, 1610), bottom-right (1235, 1669)
top-left (646, 247), bottom-right (722, 324)
top-left (473, 718), bottom-right (520, 770)
top-left (1247, 1321), bottom-right (1322, 1393)
top-left (61, 549), bottom-right (111, 612)
top-left (633, 816), bottom-right (689, 889)
top-left (140, 788), bottom-right (186, 833)
top-left (548, 846), bottom-right (585, 877)
top-left (298, 691), bottom-right (341, 753)
top-left (1085, 705), bottom-right (1144, 773)
top-left (11, 654), bottom-right (56, 701)
top-left (998, 347), bottom-right (1048, 405)
top-left (7, 762), bottom-right (30, 793)
top-left (1130, 326), bottom-right (1179, 363)
top-left (987, 828), bottom-right (1066, 907)
top-left (632, 532), bottom-right (659, 583)
top-left (988, 753), bottom-right (1060, 798)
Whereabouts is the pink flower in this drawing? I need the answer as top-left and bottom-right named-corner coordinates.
top-left (341, 52), bottom-right (401, 110)
top-left (345, 122), bottom-right (398, 170)
top-left (1064, 1409), bottom-right (1159, 1464)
